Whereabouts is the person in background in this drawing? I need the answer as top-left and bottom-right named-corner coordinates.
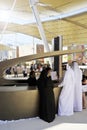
top-left (23, 66), bottom-right (28, 77)
top-left (83, 69), bottom-right (87, 78)
top-left (30, 64), bottom-right (34, 71)
top-left (27, 71), bottom-right (37, 87)
top-left (13, 66), bottom-right (18, 77)
top-left (37, 67), bottom-right (55, 123)
top-left (72, 61), bottom-right (82, 112)
top-left (82, 75), bottom-right (87, 109)
top-left (6, 67), bottom-right (12, 75)
top-left (58, 64), bottom-right (75, 116)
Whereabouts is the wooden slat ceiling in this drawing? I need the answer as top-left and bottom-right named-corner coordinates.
top-left (0, 44), bottom-right (13, 50)
top-left (0, 0), bottom-right (87, 46)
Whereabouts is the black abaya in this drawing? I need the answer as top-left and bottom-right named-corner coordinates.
top-left (37, 76), bottom-right (55, 123)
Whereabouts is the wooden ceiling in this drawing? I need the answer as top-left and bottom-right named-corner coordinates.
top-left (0, 0), bottom-right (87, 46)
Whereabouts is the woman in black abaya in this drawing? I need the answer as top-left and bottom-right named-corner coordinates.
top-left (37, 67), bottom-right (55, 123)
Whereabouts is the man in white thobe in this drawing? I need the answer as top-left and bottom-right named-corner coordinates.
top-left (58, 64), bottom-right (75, 116)
top-left (72, 61), bottom-right (82, 112)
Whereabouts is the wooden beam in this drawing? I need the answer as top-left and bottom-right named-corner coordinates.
top-left (0, 49), bottom-right (86, 85)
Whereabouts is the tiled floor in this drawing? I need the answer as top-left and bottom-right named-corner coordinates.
top-left (0, 108), bottom-right (87, 130)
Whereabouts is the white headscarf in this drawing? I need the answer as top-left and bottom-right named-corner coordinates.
top-left (71, 61), bottom-right (82, 82)
top-left (71, 61), bottom-right (82, 111)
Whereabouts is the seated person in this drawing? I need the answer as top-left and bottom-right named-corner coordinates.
top-left (27, 71), bottom-right (37, 87)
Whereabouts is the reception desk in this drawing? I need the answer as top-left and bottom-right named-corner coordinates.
top-left (0, 86), bottom-right (61, 120)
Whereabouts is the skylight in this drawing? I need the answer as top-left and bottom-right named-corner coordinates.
top-left (0, 7), bottom-right (87, 25)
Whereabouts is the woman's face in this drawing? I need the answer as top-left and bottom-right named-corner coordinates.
top-left (47, 70), bottom-right (51, 77)
top-left (86, 80), bottom-right (87, 84)
top-left (32, 72), bottom-right (35, 77)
